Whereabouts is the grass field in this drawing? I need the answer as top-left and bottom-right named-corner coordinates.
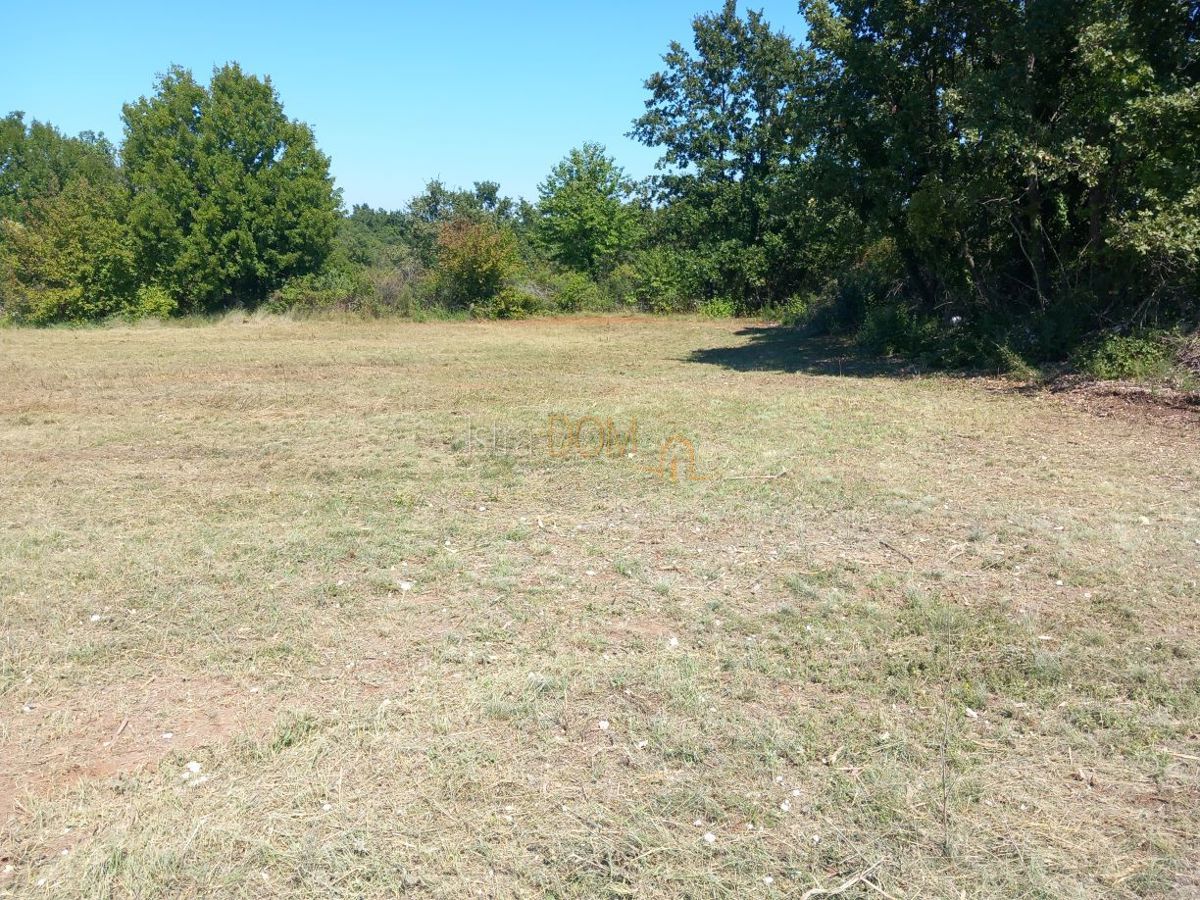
top-left (1, 316), bottom-right (1198, 898)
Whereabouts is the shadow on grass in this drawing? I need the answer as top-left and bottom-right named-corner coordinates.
top-left (686, 326), bottom-right (921, 378)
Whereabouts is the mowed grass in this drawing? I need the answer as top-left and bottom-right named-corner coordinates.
top-left (1, 316), bottom-right (1198, 899)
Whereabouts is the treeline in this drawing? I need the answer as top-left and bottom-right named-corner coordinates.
top-left (289, 144), bottom-right (664, 320)
top-left (2, 1), bottom-right (1198, 372)
top-left (0, 64), bottom-right (338, 324)
top-left (634, 0), bottom-right (1200, 368)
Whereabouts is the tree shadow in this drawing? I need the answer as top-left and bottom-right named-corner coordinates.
top-left (686, 326), bottom-right (922, 378)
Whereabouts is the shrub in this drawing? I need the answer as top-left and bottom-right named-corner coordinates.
top-left (358, 266), bottom-right (428, 317)
top-left (524, 267), bottom-right (614, 313)
top-left (699, 297), bottom-right (736, 318)
top-left (612, 248), bottom-right (688, 312)
top-left (1073, 332), bottom-right (1174, 380)
top-left (759, 294), bottom-right (812, 325)
top-left (478, 287), bottom-right (544, 320)
top-left (266, 267), bottom-right (370, 314)
top-left (127, 284), bottom-right (177, 320)
top-left (857, 304), bottom-right (935, 357)
top-left (434, 218), bottom-right (520, 309)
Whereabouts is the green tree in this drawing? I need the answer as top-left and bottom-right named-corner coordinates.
top-left (121, 63), bottom-right (340, 310)
top-left (1, 178), bottom-right (136, 324)
top-left (631, 1), bottom-right (813, 307)
top-left (802, 0), bottom-right (1200, 348)
top-left (535, 143), bottom-right (641, 276)
top-left (0, 113), bottom-right (122, 222)
top-left (403, 179), bottom-right (516, 266)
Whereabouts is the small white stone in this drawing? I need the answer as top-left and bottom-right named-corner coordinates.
top-left (89, 614), bottom-right (102, 622)
top-left (161, 732), bottom-right (174, 740)
top-left (398, 581), bottom-right (414, 592)
top-left (598, 719), bottom-right (610, 731)
top-left (703, 832), bottom-right (716, 844)
top-left (185, 760), bottom-right (202, 774)
top-left (763, 875), bottom-right (774, 885)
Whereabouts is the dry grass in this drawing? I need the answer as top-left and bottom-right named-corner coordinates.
top-left (1, 315), bottom-right (1198, 898)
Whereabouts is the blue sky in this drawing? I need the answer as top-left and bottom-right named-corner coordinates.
top-left (2, 1), bottom-right (804, 210)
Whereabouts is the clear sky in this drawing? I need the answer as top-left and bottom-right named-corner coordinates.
top-left (2, 1), bottom-right (805, 210)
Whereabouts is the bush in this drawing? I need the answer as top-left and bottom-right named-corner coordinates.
top-left (127, 284), bottom-right (177, 320)
top-left (475, 286), bottom-right (544, 320)
top-left (1073, 332), bottom-right (1174, 380)
top-left (759, 294), bottom-right (812, 325)
top-left (519, 267), bottom-right (617, 313)
top-left (434, 218), bottom-right (520, 309)
top-left (358, 266), bottom-right (428, 317)
top-left (699, 297), bottom-right (736, 318)
top-left (266, 267), bottom-right (371, 314)
top-left (608, 248), bottom-right (689, 312)
top-left (857, 304), bottom-right (935, 357)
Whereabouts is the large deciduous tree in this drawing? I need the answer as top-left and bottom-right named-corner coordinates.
top-left (121, 63), bottom-right (340, 310)
top-left (631, 0), bottom-right (814, 307)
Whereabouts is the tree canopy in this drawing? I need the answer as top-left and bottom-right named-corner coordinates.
top-left (535, 143), bottom-right (641, 276)
top-left (630, 0), bottom-right (1200, 358)
top-left (121, 63), bottom-right (340, 310)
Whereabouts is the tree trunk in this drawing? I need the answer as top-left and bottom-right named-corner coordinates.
top-left (1025, 176), bottom-right (1049, 308)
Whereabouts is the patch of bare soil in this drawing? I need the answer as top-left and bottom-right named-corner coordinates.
top-left (994, 374), bottom-right (1200, 428)
top-left (0, 674), bottom-right (279, 828)
top-left (1047, 376), bottom-right (1200, 427)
